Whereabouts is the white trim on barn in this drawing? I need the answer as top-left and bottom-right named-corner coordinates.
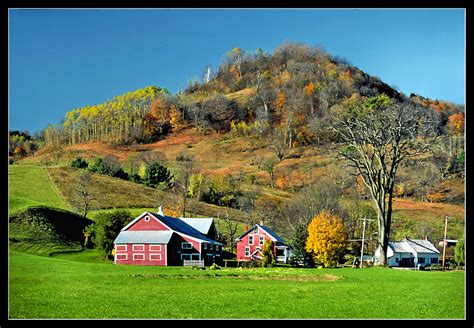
top-left (133, 253), bottom-right (145, 260)
top-left (133, 244), bottom-right (145, 251)
top-left (149, 253), bottom-right (162, 261)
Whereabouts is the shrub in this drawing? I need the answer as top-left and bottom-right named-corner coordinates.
top-left (209, 263), bottom-right (221, 270)
top-left (70, 157), bottom-right (89, 169)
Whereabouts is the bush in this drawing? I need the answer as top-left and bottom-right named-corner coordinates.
top-left (70, 157), bottom-right (89, 169)
top-left (209, 263), bottom-right (221, 270)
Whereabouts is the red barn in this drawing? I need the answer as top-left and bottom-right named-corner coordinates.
top-left (113, 208), bottom-right (224, 266)
top-left (235, 223), bottom-right (290, 264)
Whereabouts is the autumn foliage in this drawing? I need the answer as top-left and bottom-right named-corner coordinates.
top-left (305, 210), bottom-right (347, 267)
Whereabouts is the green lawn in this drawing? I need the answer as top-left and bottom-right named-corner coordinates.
top-left (9, 250), bottom-right (465, 319)
top-left (8, 165), bottom-right (70, 215)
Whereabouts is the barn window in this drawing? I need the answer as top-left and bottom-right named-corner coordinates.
top-left (203, 244), bottom-right (207, 250)
top-left (254, 226), bottom-right (258, 234)
top-left (259, 235), bottom-right (264, 245)
top-left (133, 253), bottom-right (145, 260)
top-left (116, 245), bottom-right (127, 251)
top-left (245, 246), bottom-right (250, 257)
top-left (133, 244), bottom-right (145, 251)
top-left (182, 242), bottom-right (192, 249)
top-left (144, 216), bottom-right (150, 222)
top-left (149, 253), bottom-right (162, 261)
top-left (248, 235), bottom-right (254, 245)
top-left (150, 245), bottom-right (162, 251)
top-left (116, 254), bottom-right (127, 260)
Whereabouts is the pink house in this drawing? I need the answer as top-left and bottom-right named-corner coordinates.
top-left (235, 224), bottom-right (290, 263)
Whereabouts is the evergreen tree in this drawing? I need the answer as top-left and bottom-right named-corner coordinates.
top-left (143, 161), bottom-right (174, 189)
top-left (289, 224), bottom-right (314, 267)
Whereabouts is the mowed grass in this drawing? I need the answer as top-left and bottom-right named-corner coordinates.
top-left (8, 165), bottom-right (70, 215)
top-left (9, 251), bottom-right (465, 319)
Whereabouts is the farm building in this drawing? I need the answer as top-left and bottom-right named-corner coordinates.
top-left (235, 223), bottom-right (291, 264)
top-left (113, 207), bottom-right (224, 266)
top-left (374, 237), bottom-right (440, 268)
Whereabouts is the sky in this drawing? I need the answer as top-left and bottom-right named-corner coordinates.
top-left (8, 8), bottom-right (465, 133)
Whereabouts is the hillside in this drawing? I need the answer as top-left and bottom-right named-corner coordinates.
top-left (10, 41), bottom-right (465, 252)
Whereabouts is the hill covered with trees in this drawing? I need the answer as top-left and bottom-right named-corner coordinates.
top-left (10, 41), bottom-right (465, 260)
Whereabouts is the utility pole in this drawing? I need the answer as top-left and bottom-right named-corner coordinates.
top-left (442, 216), bottom-right (448, 271)
top-left (360, 216), bottom-right (374, 268)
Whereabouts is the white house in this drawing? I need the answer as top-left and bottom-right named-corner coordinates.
top-left (374, 238), bottom-right (440, 268)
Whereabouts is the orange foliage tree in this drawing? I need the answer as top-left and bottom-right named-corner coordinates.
top-left (305, 210), bottom-right (347, 267)
top-left (448, 112), bottom-right (465, 135)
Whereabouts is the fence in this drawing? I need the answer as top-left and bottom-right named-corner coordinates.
top-left (183, 259), bottom-right (204, 267)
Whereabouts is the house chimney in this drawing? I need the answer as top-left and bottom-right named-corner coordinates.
top-left (158, 206), bottom-right (164, 216)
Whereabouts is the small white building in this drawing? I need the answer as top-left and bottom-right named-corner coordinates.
top-left (374, 238), bottom-right (440, 268)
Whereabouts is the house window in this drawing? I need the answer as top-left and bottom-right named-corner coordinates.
top-left (418, 257), bottom-right (425, 264)
top-left (203, 244), bottom-right (207, 250)
top-left (248, 235), bottom-right (254, 245)
top-left (133, 244), bottom-right (145, 251)
top-left (395, 258), bottom-right (399, 263)
top-left (116, 245), bottom-right (127, 251)
top-left (216, 246), bottom-right (220, 251)
top-left (254, 226), bottom-right (258, 234)
top-left (181, 254), bottom-right (192, 260)
top-left (149, 253), bottom-right (162, 261)
top-left (149, 245), bottom-right (161, 251)
top-left (210, 244), bottom-right (214, 250)
top-left (133, 253), bottom-right (144, 260)
top-left (116, 254), bottom-right (127, 260)
top-left (431, 258), bottom-right (439, 264)
top-left (182, 242), bottom-right (192, 249)
top-left (259, 235), bottom-right (264, 245)
top-left (144, 216), bottom-right (150, 222)
top-left (245, 246), bottom-right (250, 257)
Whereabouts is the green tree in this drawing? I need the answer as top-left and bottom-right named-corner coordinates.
top-left (289, 224), bottom-right (314, 267)
top-left (143, 161), bottom-right (173, 189)
top-left (261, 239), bottom-right (275, 267)
top-left (94, 209), bottom-right (131, 259)
top-left (454, 238), bottom-right (465, 267)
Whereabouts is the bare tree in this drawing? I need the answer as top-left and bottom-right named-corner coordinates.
top-left (221, 210), bottom-right (238, 253)
top-left (71, 171), bottom-right (97, 218)
top-left (175, 153), bottom-right (195, 217)
top-left (330, 95), bottom-right (438, 265)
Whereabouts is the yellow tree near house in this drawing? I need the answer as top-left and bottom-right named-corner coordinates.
top-left (305, 210), bottom-right (347, 267)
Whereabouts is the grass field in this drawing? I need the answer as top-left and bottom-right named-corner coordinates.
top-left (9, 250), bottom-right (465, 319)
top-left (8, 165), bottom-right (70, 215)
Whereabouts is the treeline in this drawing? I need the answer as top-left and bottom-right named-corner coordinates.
top-left (42, 41), bottom-right (464, 155)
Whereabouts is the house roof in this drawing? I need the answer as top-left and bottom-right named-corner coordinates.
top-left (118, 211), bottom-right (223, 246)
top-left (388, 238), bottom-right (440, 254)
top-left (236, 224), bottom-right (286, 244)
top-left (178, 218), bottom-right (214, 235)
top-left (114, 230), bottom-right (173, 244)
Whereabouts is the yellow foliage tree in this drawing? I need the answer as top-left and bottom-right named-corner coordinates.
top-left (305, 211), bottom-right (347, 267)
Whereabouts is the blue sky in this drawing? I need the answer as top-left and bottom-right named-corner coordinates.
top-left (8, 8), bottom-right (465, 133)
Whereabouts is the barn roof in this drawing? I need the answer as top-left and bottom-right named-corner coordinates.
top-left (119, 211), bottom-right (224, 246)
top-left (235, 224), bottom-right (286, 244)
top-left (388, 238), bottom-right (440, 254)
top-left (178, 218), bottom-right (214, 235)
top-left (149, 212), bottom-right (224, 246)
top-left (114, 230), bottom-right (173, 244)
